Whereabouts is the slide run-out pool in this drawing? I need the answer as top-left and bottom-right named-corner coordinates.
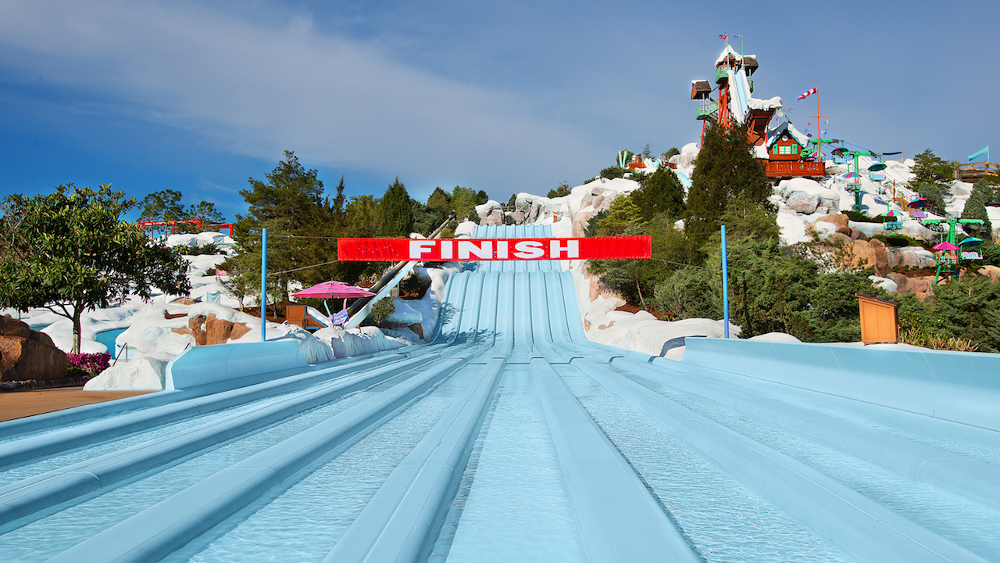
top-left (1, 225), bottom-right (999, 563)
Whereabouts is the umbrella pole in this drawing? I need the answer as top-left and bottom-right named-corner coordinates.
top-left (323, 300), bottom-right (332, 317)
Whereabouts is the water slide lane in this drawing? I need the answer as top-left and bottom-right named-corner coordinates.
top-left (621, 359), bottom-right (1000, 509)
top-left (42, 353), bottom-right (485, 563)
top-left (0, 353), bottom-right (452, 526)
top-left (319, 357), bottom-right (505, 563)
top-left (529, 359), bottom-right (701, 562)
top-left (567, 357), bottom-right (990, 563)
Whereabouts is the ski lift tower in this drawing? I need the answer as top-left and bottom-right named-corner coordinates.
top-left (922, 216), bottom-right (985, 282)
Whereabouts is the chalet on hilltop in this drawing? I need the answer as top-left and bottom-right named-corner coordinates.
top-left (691, 41), bottom-right (825, 180)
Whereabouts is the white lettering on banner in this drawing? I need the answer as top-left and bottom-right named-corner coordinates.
top-left (513, 240), bottom-right (545, 259)
top-left (409, 239), bottom-right (436, 259)
top-left (550, 239), bottom-right (579, 259)
top-left (458, 240), bottom-right (492, 260)
top-left (440, 240), bottom-right (453, 260)
top-left (496, 240), bottom-right (509, 259)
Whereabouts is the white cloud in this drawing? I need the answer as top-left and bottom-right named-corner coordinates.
top-left (0, 0), bottom-right (606, 193)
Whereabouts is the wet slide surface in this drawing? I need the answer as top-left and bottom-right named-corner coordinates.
top-left (1, 225), bottom-right (999, 563)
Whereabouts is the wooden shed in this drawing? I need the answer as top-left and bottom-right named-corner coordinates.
top-left (855, 293), bottom-right (900, 344)
top-left (690, 80), bottom-right (712, 100)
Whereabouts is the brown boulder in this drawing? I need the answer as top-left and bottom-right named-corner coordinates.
top-left (978, 265), bottom-right (1000, 283)
top-left (175, 314), bottom-right (252, 346)
top-left (0, 317), bottom-right (67, 382)
top-left (0, 316), bottom-right (32, 339)
top-left (887, 273), bottom-right (909, 294)
top-left (814, 213), bottom-right (850, 231)
top-left (849, 228), bottom-right (868, 242)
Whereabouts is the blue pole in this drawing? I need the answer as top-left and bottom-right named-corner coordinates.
top-left (721, 225), bottom-right (729, 339)
top-left (261, 227), bottom-right (267, 343)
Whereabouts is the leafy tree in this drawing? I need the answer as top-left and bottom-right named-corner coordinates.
top-left (506, 193), bottom-right (517, 207)
top-left (664, 147), bottom-right (680, 160)
top-left (912, 149), bottom-right (955, 192)
top-left (380, 178), bottom-right (414, 236)
top-left (476, 190), bottom-right (489, 205)
top-left (686, 120), bottom-right (770, 240)
top-left (450, 186), bottom-right (480, 222)
top-left (0, 184), bottom-right (191, 353)
top-left (961, 180), bottom-right (994, 235)
top-left (595, 194), bottom-right (643, 236)
top-left (653, 265), bottom-right (721, 321)
top-left (632, 167), bottom-right (686, 222)
top-left (139, 189), bottom-right (186, 223)
top-left (642, 143), bottom-right (653, 158)
top-left (139, 190), bottom-right (226, 233)
top-left (222, 150), bottom-right (325, 309)
top-left (188, 201), bottom-right (225, 225)
top-left (411, 198), bottom-right (443, 236)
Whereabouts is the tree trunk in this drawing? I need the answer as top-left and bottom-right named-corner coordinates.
top-left (72, 308), bottom-right (83, 354)
top-left (635, 280), bottom-right (647, 311)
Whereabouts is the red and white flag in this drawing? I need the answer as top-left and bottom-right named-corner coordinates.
top-left (797, 87), bottom-right (818, 101)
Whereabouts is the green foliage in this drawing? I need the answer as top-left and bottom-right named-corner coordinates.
top-left (224, 151), bottom-right (350, 311)
top-left (476, 190), bottom-right (489, 205)
top-left (917, 182), bottom-right (947, 216)
top-left (600, 166), bottom-right (626, 180)
top-left (979, 242), bottom-right (1000, 266)
top-left (449, 186), bottom-right (481, 222)
top-left (870, 234), bottom-right (924, 247)
top-left (961, 180), bottom-right (994, 234)
top-left (588, 223), bottom-right (662, 309)
top-left (892, 277), bottom-right (1000, 353)
top-left (653, 266), bottom-right (720, 320)
top-left (595, 194), bottom-right (643, 236)
top-left (0, 184), bottom-right (191, 353)
top-left (139, 190), bottom-right (225, 234)
top-left (176, 242), bottom-right (220, 256)
top-left (548, 181), bottom-right (571, 199)
top-left (642, 143), bottom-right (653, 158)
top-left (632, 167), bottom-right (685, 222)
top-left (139, 189), bottom-right (186, 223)
top-left (713, 193), bottom-right (780, 243)
top-left (664, 147), bottom-right (680, 160)
top-left (843, 209), bottom-right (885, 223)
top-left (370, 297), bottom-right (395, 326)
top-left (686, 120), bottom-right (770, 240)
top-left (380, 178), bottom-right (414, 236)
top-left (911, 149), bottom-right (955, 190)
top-left (411, 198), bottom-right (444, 236)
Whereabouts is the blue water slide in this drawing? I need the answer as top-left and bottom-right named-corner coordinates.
top-left (2, 224), bottom-right (999, 562)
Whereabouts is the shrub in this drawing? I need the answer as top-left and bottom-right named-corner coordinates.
top-left (67, 352), bottom-right (111, 375)
top-left (178, 242), bottom-right (220, 256)
top-left (843, 210), bottom-right (885, 223)
top-left (371, 297), bottom-right (395, 325)
top-left (600, 166), bottom-right (626, 180)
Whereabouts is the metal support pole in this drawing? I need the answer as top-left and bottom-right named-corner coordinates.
top-left (261, 227), bottom-right (267, 342)
top-left (721, 225), bottom-right (729, 339)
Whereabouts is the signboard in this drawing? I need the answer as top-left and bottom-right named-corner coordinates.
top-left (337, 237), bottom-right (651, 262)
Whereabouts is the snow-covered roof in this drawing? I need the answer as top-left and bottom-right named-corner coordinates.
top-left (766, 108), bottom-right (810, 148)
top-left (748, 96), bottom-right (782, 111)
top-left (715, 44), bottom-right (742, 66)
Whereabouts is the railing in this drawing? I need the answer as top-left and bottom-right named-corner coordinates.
top-left (695, 101), bottom-right (718, 120)
top-left (956, 162), bottom-right (999, 179)
top-left (111, 343), bottom-right (129, 366)
top-left (765, 160), bottom-right (826, 178)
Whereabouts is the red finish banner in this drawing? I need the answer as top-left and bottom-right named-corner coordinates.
top-left (337, 237), bottom-right (651, 261)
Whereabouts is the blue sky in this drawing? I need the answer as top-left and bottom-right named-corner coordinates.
top-left (1, 0), bottom-right (997, 223)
